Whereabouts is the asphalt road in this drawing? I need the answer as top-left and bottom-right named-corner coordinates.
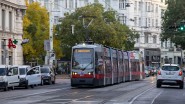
top-left (0, 77), bottom-right (185, 104)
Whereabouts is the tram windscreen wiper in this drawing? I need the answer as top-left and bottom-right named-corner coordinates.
top-left (81, 61), bottom-right (92, 71)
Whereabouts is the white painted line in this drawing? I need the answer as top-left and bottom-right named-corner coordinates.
top-left (129, 86), bottom-right (154, 104)
top-left (9, 87), bottom-right (69, 100)
top-left (26, 88), bottom-right (69, 96)
top-left (73, 100), bottom-right (100, 102)
top-left (151, 91), bottom-right (163, 104)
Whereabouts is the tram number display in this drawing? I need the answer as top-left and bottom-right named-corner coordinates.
top-left (75, 49), bottom-right (91, 53)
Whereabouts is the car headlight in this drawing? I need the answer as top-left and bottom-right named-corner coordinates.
top-left (0, 77), bottom-right (5, 82)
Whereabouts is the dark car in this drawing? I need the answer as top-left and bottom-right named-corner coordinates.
top-left (40, 65), bottom-right (56, 85)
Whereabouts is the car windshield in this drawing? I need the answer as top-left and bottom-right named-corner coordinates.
top-left (41, 67), bottom-right (50, 73)
top-left (162, 66), bottom-right (179, 71)
top-left (72, 48), bottom-right (94, 70)
top-left (0, 68), bottom-right (6, 76)
top-left (19, 68), bottom-right (26, 75)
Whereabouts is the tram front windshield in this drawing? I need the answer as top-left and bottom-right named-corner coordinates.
top-left (72, 48), bottom-right (94, 70)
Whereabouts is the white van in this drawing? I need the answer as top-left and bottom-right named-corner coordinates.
top-left (0, 65), bottom-right (19, 91)
top-left (12, 65), bottom-right (42, 89)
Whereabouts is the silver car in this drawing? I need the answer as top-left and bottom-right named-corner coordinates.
top-left (156, 64), bottom-right (184, 89)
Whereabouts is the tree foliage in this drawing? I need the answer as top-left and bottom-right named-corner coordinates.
top-left (23, 2), bottom-right (62, 64)
top-left (161, 0), bottom-right (185, 49)
top-left (56, 3), bottom-right (137, 59)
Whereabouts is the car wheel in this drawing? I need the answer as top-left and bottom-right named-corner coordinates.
top-left (156, 81), bottom-right (161, 88)
top-left (179, 82), bottom-right (184, 89)
top-left (49, 79), bottom-right (52, 85)
top-left (40, 80), bottom-right (44, 86)
top-left (4, 85), bottom-right (8, 91)
top-left (52, 78), bottom-right (56, 84)
top-left (11, 86), bottom-right (15, 90)
top-left (25, 81), bottom-right (29, 89)
top-left (30, 85), bottom-right (34, 88)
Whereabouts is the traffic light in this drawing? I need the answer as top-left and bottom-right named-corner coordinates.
top-left (177, 21), bottom-right (185, 31)
top-left (179, 25), bottom-right (185, 31)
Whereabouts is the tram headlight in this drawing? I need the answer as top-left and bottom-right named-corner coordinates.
top-left (88, 72), bottom-right (93, 75)
top-left (72, 72), bottom-right (77, 75)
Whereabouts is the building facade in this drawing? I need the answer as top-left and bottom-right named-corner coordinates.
top-left (0, 0), bottom-right (26, 65)
top-left (161, 40), bottom-right (184, 66)
top-left (33, 0), bottom-right (167, 67)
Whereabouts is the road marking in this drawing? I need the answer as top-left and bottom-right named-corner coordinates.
top-left (7, 87), bottom-right (69, 100)
top-left (151, 91), bottom-right (163, 104)
top-left (129, 86), bottom-right (154, 104)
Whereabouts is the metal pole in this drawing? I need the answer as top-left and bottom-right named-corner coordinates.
top-left (49, 0), bottom-right (53, 66)
top-left (181, 48), bottom-right (183, 67)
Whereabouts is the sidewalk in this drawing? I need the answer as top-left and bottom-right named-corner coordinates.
top-left (56, 74), bottom-right (70, 79)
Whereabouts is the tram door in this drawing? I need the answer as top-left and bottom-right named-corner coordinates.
top-left (104, 47), bottom-right (112, 85)
top-left (123, 52), bottom-right (129, 81)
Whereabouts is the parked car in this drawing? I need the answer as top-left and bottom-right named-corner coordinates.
top-left (12, 65), bottom-right (41, 89)
top-left (156, 64), bottom-right (184, 89)
top-left (145, 69), bottom-right (150, 77)
top-left (40, 65), bottom-right (56, 85)
top-left (0, 65), bottom-right (19, 91)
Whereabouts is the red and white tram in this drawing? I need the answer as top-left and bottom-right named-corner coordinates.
top-left (71, 43), bottom-right (144, 87)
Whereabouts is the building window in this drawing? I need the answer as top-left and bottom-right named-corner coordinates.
top-left (161, 42), bottom-right (163, 48)
top-left (9, 12), bottom-right (12, 32)
top-left (147, 2), bottom-right (150, 12)
top-left (170, 40), bottom-right (173, 48)
top-left (153, 35), bottom-right (156, 43)
top-left (156, 19), bottom-right (158, 27)
top-left (54, 16), bottom-right (59, 25)
top-left (156, 4), bottom-right (158, 13)
top-left (44, 0), bottom-right (49, 9)
top-left (139, 17), bottom-right (141, 26)
top-left (119, 0), bottom-right (126, 9)
top-left (151, 3), bottom-right (154, 12)
top-left (69, 0), bottom-right (74, 9)
top-left (65, 0), bottom-right (68, 8)
top-left (54, 0), bottom-right (59, 9)
top-left (2, 9), bottom-right (5, 31)
top-left (139, 2), bottom-right (142, 11)
top-left (145, 2), bottom-right (147, 12)
top-left (144, 33), bottom-right (148, 43)
top-left (134, 1), bottom-right (137, 11)
top-left (165, 41), bottom-right (167, 48)
top-left (161, 9), bottom-right (165, 17)
top-left (136, 37), bottom-right (139, 43)
top-left (75, 0), bottom-right (78, 8)
top-left (152, 19), bottom-right (154, 27)
top-left (145, 18), bottom-right (147, 27)
top-left (148, 18), bottom-right (150, 27)
top-left (134, 17), bottom-right (137, 26)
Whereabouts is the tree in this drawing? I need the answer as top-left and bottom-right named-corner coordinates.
top-left (161, 0), bottom-right (185, 49)
top-left (56, 3), bottom-right (137, 59)
top-left (23, 2), bottom-right (62, 64)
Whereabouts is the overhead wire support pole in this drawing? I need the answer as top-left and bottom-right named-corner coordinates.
top-left (81, 15), bottom-right (96, 43)
top-left (49, 0), bottom-right (53, 66)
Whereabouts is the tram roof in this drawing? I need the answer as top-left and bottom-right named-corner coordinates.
top-left (73, 43), bottom-right (103, 48)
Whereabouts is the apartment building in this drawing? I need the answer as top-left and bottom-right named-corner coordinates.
top-left (0, 0), bottom-right (26, 65)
